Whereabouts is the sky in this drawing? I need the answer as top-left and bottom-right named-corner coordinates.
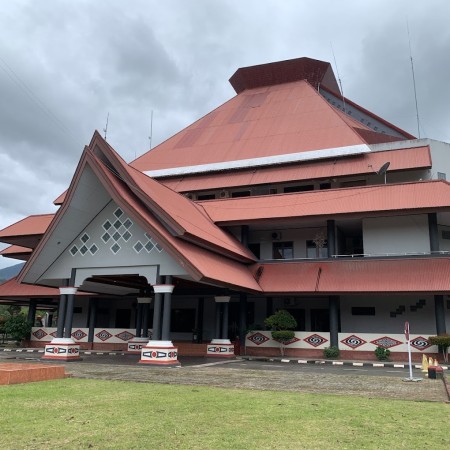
top-left (0, 0), bottom-right (450, 269)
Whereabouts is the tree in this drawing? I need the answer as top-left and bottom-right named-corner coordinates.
top-left (428, 335), bottom-right (450, 363)
top-left (264, 310), bottom-right (297, 356)
top-left (4, 314), bottom-right (32, 344)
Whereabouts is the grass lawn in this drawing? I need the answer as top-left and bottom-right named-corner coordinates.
top-left (1, 378), bottom-right (449, 449)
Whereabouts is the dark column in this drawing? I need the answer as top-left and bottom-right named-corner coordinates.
top-left (327, 220), bottom-right (336, 258)
top-left (87, 298), bottom-right (97, 343)
top-left (161, 275), bottom-right (172, 340)
top-left (428, 213), bottom-right (439, 253)
top-left (47, 313), bottom-right (54, 327)
top-left (63, 289), bottom-right (76, 339)
top-left (142, 300), bottom-right (151, 338)
top-left (196, 297), bottom-right (204, 343)
top-left (222, 302), bottom-right (229, 339)
top-left (56, 294), bottom-right (67, 338)
top-left (152, 292), bottom-right (163, 340)
top-left (329, 295), bottom-right (340, 348)
top-left (238, 293), bottom-right (247, 342)
top-left (215, 302), bottom-right (221, 338)
top-left (241, 225), bottom-right (249, 247)
top-left (135, 303), bottom-right (143, 338)
top-left (27, 299), bottom-right (37, 326)
top-left (434, 295), bottom-right (447, 335)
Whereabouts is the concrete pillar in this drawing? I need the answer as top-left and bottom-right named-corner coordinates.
top-left (327, 219), bottom-right (336, 258)
top-left (152, 292), bottom-right (163, 340)
top-left (208, 296), bottom-right (234, 357)
top-left (43, 287), bottom-right (80, 361)
top-left (196, 297), bottom-right (204, 343)
top-left (139, 281), bottom-right (179, 366)
top-left (141, 298), bottom-right (152, 338)
top-left (428, 213), bottom-right (439, 253)
top-left (135, 303), bottom-right (143, 338)
top-left (434, 295), bottom-right (447, 335)
top-left (329, 295), bottom-right (340, 348)
top-left (238, 293), bottom-right (247, 343)
top-left (222, 302), bottom-right (229, 339)
top-left (27, 299), bottom-right (37, 326)
top-left (87, 298), bottom-right (97, 344)
top-left (161, 275), bottom-right (173, 341)
top-left (215, 302), bottom-right (221, 338)
top-left (266, 297), bottom-right (273, 317)
top-left (63, 289), bottom-right (77, 339)
top-left (56, 294), bottom-right (67, 338)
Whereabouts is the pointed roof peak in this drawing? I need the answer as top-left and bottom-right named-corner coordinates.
top-left (229, 57), bottom-right (340, 94)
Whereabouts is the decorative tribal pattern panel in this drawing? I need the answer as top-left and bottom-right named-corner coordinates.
top-left (31, 327), bottom-right (147, 344)
top-left (246, 331), bottom-right (436, 353)
top-left (69, 207), bottom-right (163, 257)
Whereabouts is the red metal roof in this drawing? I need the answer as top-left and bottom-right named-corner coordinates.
top-left (0, 245), bottom-right (32, 261)
top-left (0, 214), bottom-right (55, 248)
top-left (161, 146), bottom-right (431, 192)
top-left (200, 180), bottom-right (450, 224)
top-left (0, 277), bottom-right (65, 297)
top-left (131, 80), bottom-right (382, 172)
top-left (229, 57), bottom-right (340, 94)
top-left (253, 258), bottom-right (450, 294)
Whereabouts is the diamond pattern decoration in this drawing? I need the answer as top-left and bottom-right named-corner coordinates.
top-left (103, 220), bottom-right (112, 231)
top-left (112, 231), bottom-right (121, 241)
top-left (70, 245), bottom-right (78, 256)
top-left (273, 336), bottom-right (300, 346)
top-left (123, 218), bottom-right (133, 229)
top-left (122, 230), bottom-right (132, 241)
top-left (134, 241), bottom-right (144, 253)
top-left (80, 233), bottom-right (90, 243)
top-left (113, 219), bottom-right (122, 230)
top-left (304, 334), bottom-right (328, 348)
top-left (111, 243), bottom-right (121, 254)
top-left (115, 331), bottom-right (135, 341)
top-left (71, 329), bottom-right (87, 340)
top-left (32, 328), bottom-right (47, 340)
top-left (95, 330), bottom-right (113, 341)
top-left (89, 244), bottom-right (98, 255)
top-left (410, 336), bottom-right (432, 351)
top-left (341, 335), bottom-right (367, 349)
top-left (370, 336), bottom-right (402, 349)
top-left (114, 208), bottom-right (123, 218)
top-left (101, 232), bottom-right (111, 243)
top-left (247, 332), bottom-right (270, 346)
top-left (50, 331), bottom-right (58, 337)
top-left (79, 245), bottom-right (88, 255)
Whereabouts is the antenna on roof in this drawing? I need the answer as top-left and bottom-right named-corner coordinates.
top-left (148, 109), bottom-right (154, 151)
top-left (406, 18), bottom-right (421, 138)
top-left (368, 161), bottom-right (390, 184)
top-left (330, 42), bottom-right (346, 114)
top-left (103, 112), bottom-right (109, 140)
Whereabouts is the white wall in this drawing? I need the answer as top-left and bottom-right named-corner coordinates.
top-left (363, 214), bottom-right (430, 255)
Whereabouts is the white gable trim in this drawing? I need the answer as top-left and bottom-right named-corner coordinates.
top-left (144, 144), bottom-right (371, 178)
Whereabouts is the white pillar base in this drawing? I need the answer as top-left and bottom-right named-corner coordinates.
top-left (139, 340), bottom-right (180, 366)
top-left (207, 339), bottom-right (235, 357)
top-left (127, 337), bottom-right (149, 353)
top-left (42, 338), bottom-right (81, 361)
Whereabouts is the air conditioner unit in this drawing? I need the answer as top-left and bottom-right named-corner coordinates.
top-left (271, 231), bottom-right (282, 240)
top-left (219, 190), bottom-right (229, 199)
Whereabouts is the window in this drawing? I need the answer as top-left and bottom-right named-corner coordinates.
top-left (442, 230), bottom-right (450, 240)
top-left (273, 241), bottom-right (294, 259)
top-left (319, 182), bottom-right (331, 190)
top-left (306, 240), bottom-right (328, 258)
top-left (231, 190), bottom-right (251, 198)
top-left (283, 185), bottom-right (314, 193)
top-left (438, 172), bottom-right (447, 180)
top-left (197, 194), bottom-right (216, 200)
top-left (340, 179), bottom-right (366, 188)
top-left (351, 307), bottom-right (375, 316)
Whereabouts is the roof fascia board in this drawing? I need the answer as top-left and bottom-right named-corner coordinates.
top-left (145, 144), bottom-right (371, 178)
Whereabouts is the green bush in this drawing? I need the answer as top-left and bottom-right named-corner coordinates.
top-left (272, 330), bottom-right (295, 343)
top-left (428, 335), bottom-right (450, 363)
top-left (374, 346), bottom-right (391, 361)
top-left (4, 314), bottom-right (32, 343)
top-left (323, 346), bottom-right (340, 359)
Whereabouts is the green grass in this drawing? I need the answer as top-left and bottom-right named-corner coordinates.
top-left (1, 379), bottom-right (449, 449)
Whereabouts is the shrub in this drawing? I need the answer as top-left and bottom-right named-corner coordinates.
top-left (4, 314), bottom-right (32, 343)
top-left (324, 346), bottom-right (340, 359)
top-left (428, 335), bottom-right (450, 363)
top-left (264, 310), bottom-right (297, 356)
top-left (374, 346), bottom-right (391, 361)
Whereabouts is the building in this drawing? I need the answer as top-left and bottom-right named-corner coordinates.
top-left (0, 57), bottom-right (449, 364)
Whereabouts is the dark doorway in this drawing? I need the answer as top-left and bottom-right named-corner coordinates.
top-left (285, 309), bottom-right (306, 331)
top-left (229, 301), bottom-right (255, 339)
top-left (115, 309), bottom-right (131, 328)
